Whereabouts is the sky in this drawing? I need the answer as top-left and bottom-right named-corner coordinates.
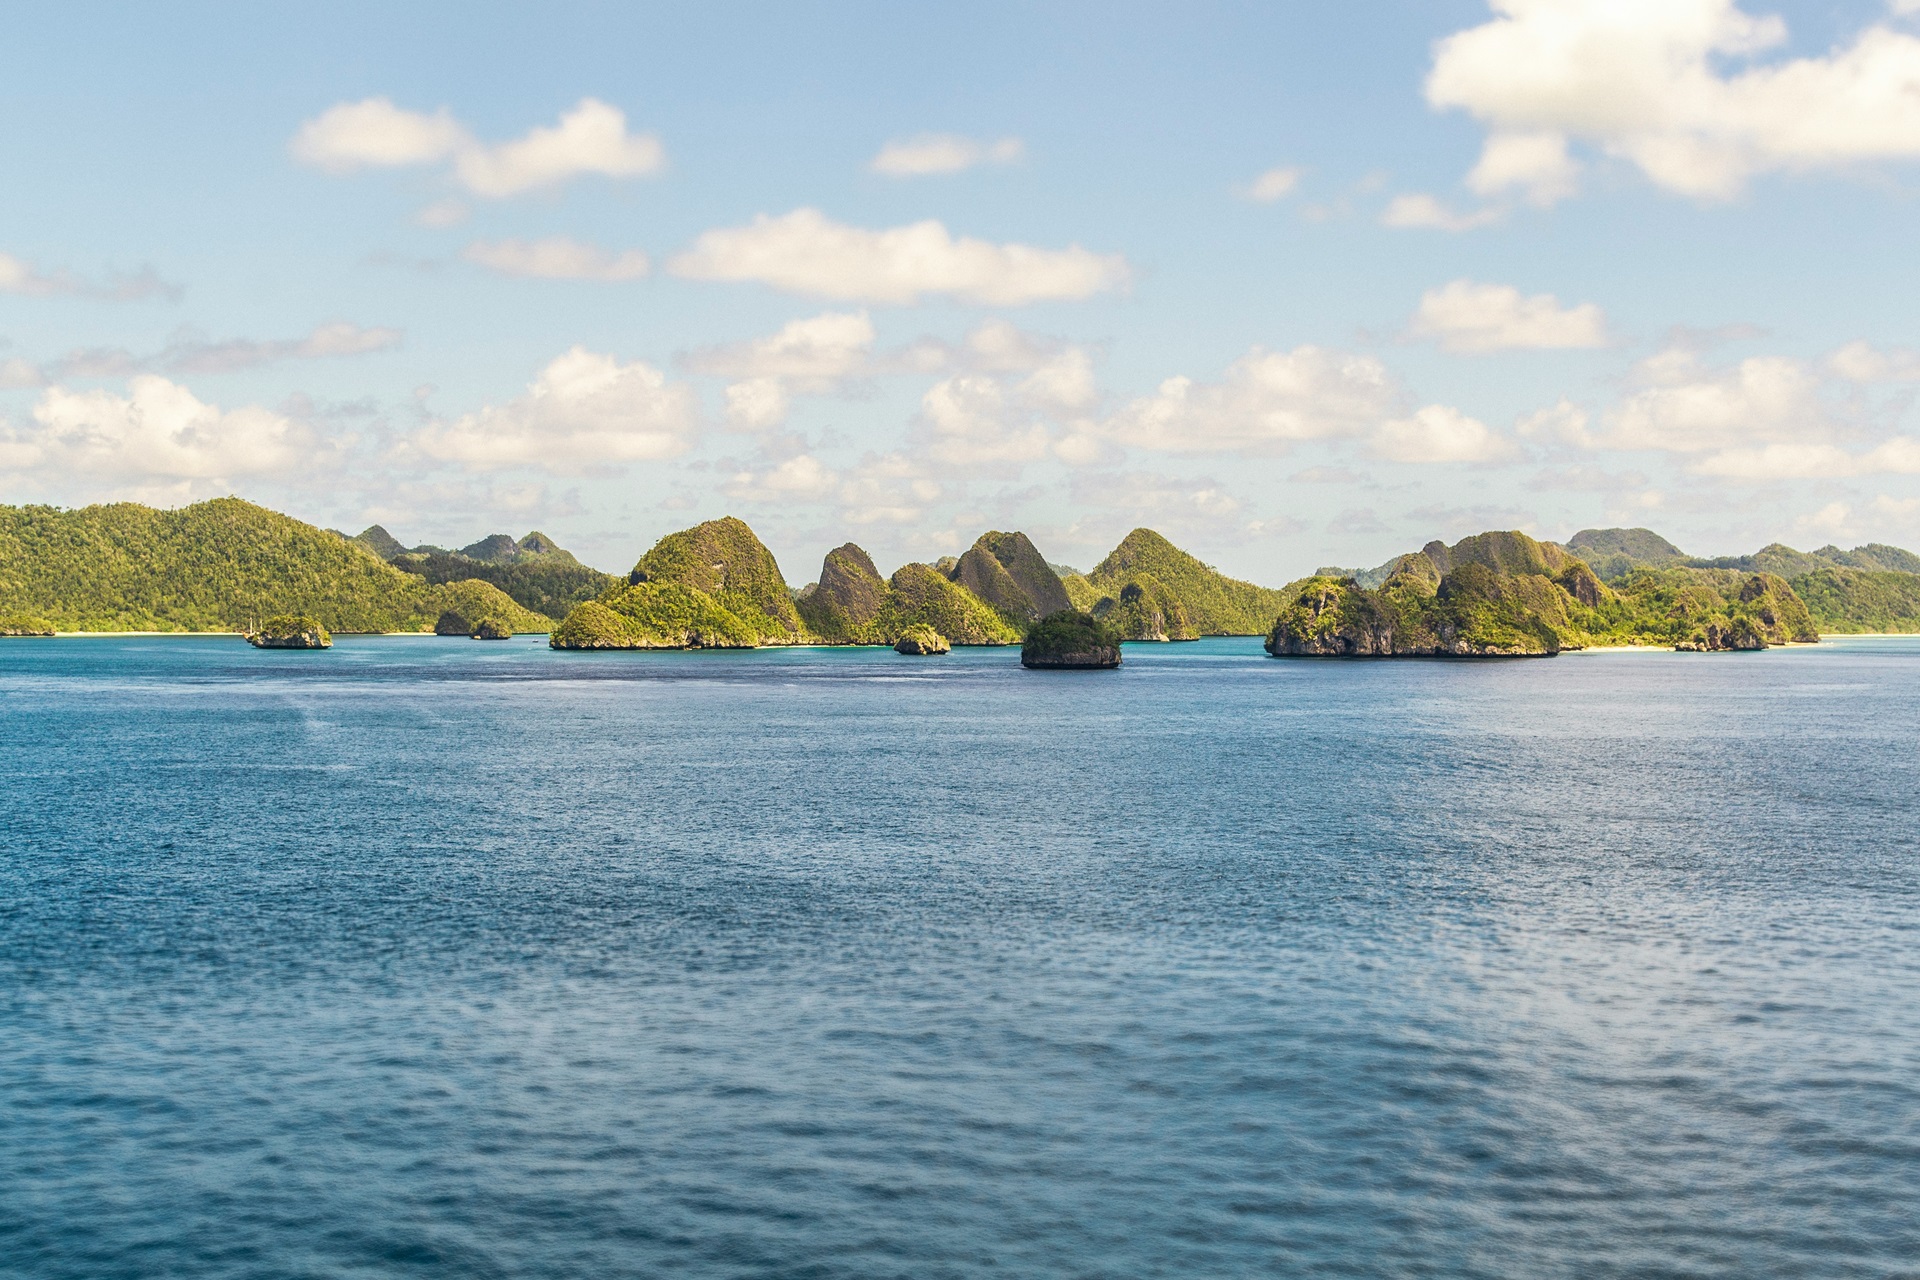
top-left (5, 0), bottom-right (1920, 582)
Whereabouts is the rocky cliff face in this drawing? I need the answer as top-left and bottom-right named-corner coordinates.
top-left (951, 530), bottom-right (1071, 625)
top-left (880, 563), bottom-right (1021, 645)
top-left (797, 543), bottom-right (889, 643)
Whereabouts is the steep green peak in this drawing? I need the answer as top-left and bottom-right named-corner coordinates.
top-left (1566, 527), bottom-right (1688, 564)
top-left (1428, 530), bottom-right (1576, 578)
top-left (632, 517), bottom-right (784, 592)
top-left (517, 531), bottom-right (561, 556)
top-left (460, 533), bottom-right (521, 562)
top-left (797, 542), bottom-right (888, 643)
top-left (822, 542), bottom-right (882, 585)
top-left (353, 524), bottom-right (407, 560)
top-left (1093, 527), bottom-right (1191, 578)
top-left (629, 515), bottom-right (803, 638)
top-left (953, 530), bottom-right (1071, 623)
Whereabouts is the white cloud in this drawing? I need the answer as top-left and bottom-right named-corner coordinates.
top-left (292, 97), bottom-right (663, 197)
top-left (6, 377), bottom-right (314, 480)
top-left (1608, 348), bottom-right (1822, 452)
top-left (0, 357), bottom-right (43, 388)
top-left (724, 378), bottom-right (790, 432)
top-left (411, 347), bottom-right (697, 471)
top-left (0, 251), bottom-right (179, 301)
top-left (682, 311), bottom-right (876, 386)
top-left (1371, 404), bottom-right (1519, 463)
top-left (463, 237), bottom-right (650, 281)
top-left (1689, 437), bottom-right (1920, 478)
top-left (1412, 279), bottom-right (1609, 353)
top-left (1428, 0), bottom-right (1920, 202)
top-left (723, 453), bottom-right (841, 502)
top-left (1244, 166), bottom-right (1303, 202)
top-left (1467, 131), bottom-right (1583, 206)
top-left (667, 208), bottom-right (1129, 305)
top-left (1517, 398), bottom-right (1597, 447)
top-left (919, 375), bottom-right (1054, 467)
top-left (165, 322), bottom-right (403, 374)
top-left (870, 133), bottom-right (1024, 176)
top-left (1379, 193), bottom-right (1505, 231)
top-left (1102, 346), bottom-right (1397, 454)
top-left (1827, 339), bottom-right (1920, 382)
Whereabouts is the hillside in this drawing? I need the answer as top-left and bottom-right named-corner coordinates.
top-left (628, 516), bottom-right (807, 642)
top-left (796, 543), bottom-right (889, 644)
top-left (1066, 529), bottom-right (1288, 637)
top-left (0, 498), bottom-right (553, 632)
top-left (1789, 567), bottom-right (1920, 633)
top-left (1565, 528), bottom-right (1689, 578)
top-left (1268, 530), bottom-right (1817, 657)
top-left (951, 531), bottom-right (1071, 627)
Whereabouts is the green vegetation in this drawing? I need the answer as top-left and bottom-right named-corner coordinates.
top-left (1021, 610), bottom-right (1123, 668)
top-left (0, 613), bottom-right (56, 636)
top-left (1071, 528), bottom-right (1288, 636)
top-left (1565, 527), bottom-right (1689, 578)
top-left (0, 497), bottom-right (549, 633)
top-left (471, 616), bottom-right (513, 640)
top-left (878, 562), bottom-right (1021, 645)
top-left (893, 624), bottom-right (949, 655)
top-left (952, 530), bottom-right (1071, 627)
top-left (551, 582), bottom-right (760, 649)
top-left (248, 614), bottom-right (331, 649)
top-left (796, 543), bottom-right (889, 643)
top-left (1566, 527), bottom-right (1920, 633)
top-left (432, 580), bottom-right (550, 636)
top-left (1268, 531), bottom-right (1820, 657)
top-left (628, 516), bottom-right (807, 642)
top-left (391, 546), bottom-right (613, 620)
top-left (1765, 567), bottom-right (1920, 634)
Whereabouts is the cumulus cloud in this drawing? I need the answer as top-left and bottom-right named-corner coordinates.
top-left (667, 208), bottom-right (1129, 305)
top-left (0, 251), bottom-right (179, 301)
top-left (681, 311), bottom-right (876, 386)
top-left (1101, 346), bottom-right (1397, 454)
top-left (2, 378), bottom-right (315, 480)
top-left (718, 450), bottom-right (943, 524)
top-left (1531, 345), bottom-right (1920, 480)
top-left (722, 452), bottom-right (841, 502)
top-left (723, 378), bottom-right (790, 432)
top-left (1608, 347), bottom-right (1822, 453)
top-left (411, 347), bottom-right (697, 471)
top-left (919, 374), bottom-right (1054, 468)
top-left (1412, 279), bottom-right (1609, 353)
top-left (1244, 166), bottom-right (1303, 202)
top-left (1828, 339), bottom-right (1920, 382)
top-left (1427, 0), bottom-right (1920, 202)
top-left (1688, 437), bottom-right (1920, 479)
top-left (463, 237), bottom-right (650, 281)
top-left (1379, 193), bottom-right (1504, 232)
top-left (1371, 404), bottom-right (1520, 463)
top-left (870, 133), bottom-right (1024, 176)
top-left (292, 97), bottom-right (663, 197)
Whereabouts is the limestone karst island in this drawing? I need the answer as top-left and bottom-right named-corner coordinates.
top-left (3, 498), bottom-right (1919, 658)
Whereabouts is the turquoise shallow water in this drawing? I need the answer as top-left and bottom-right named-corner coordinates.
top-left (1, 634), bottom-right (1917, 1278)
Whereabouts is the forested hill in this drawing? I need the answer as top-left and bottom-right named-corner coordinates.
top-left (0, 498), bottom-right (550, 632)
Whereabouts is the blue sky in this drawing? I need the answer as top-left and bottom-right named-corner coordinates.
top-left (4, 1), bottom-right (1920, 581)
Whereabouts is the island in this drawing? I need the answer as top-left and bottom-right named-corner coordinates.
top-left (893, 624), bottom-right (950, 655)
top-left (246, 615), bottom-right (332, 649)
top-left (1021, 611), bottom-right (1123, 669)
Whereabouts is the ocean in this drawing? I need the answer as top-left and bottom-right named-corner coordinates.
top-left (2, 635), bottom-right (1916, 1278)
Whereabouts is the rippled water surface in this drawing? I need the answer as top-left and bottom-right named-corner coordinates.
top-left (2, 635), bottom-right (1917, 1278)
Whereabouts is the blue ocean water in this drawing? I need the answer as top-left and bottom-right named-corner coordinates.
top-left (1, 635), bottom-right (1917, 1279)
